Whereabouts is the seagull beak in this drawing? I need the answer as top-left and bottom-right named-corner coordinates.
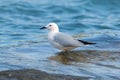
top-left (40, 26), bottom-right (46, 29)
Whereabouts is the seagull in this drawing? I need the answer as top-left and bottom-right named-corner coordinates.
top-left (40, 23), bottom-right (95, 51)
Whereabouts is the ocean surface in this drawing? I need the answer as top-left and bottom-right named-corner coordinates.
top-left (0, 0), bottom-right (120, 80)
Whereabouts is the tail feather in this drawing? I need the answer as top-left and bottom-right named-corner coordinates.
top-left (78, 40), bottom-right (96, 45)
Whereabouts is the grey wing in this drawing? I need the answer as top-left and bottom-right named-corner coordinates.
top-left (54, 32), bottom-right (83, 47)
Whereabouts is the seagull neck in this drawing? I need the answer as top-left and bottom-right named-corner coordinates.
top-left (50, 30), bottom-right (59, 34)
top-left (48, 30), bottom-right (59, 40)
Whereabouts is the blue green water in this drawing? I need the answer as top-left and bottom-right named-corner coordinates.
top-left (0, 0), bottom-right (120, 80)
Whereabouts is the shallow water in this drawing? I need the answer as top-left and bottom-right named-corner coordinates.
top-left (0, 0), bottom-right (120, 80)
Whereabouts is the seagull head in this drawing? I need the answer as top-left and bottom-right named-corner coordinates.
top-left (40, 23), bottom-right (59, 32)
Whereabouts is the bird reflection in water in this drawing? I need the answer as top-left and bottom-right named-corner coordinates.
top-left (49, 50), bottom-right (95, 64)
top-left (49, 50), bottom-right (118, 65)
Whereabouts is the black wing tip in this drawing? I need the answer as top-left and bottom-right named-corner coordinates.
top-left (78, 40), bottom-right (96, 45)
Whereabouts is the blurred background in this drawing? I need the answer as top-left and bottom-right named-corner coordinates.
top-left (0, 0), bottom-right (120, 48)
top-left (0, 0), bottom-right (120, 80)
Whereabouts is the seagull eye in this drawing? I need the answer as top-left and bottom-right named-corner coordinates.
top-left (49, 25), bottom-right (52, 27)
